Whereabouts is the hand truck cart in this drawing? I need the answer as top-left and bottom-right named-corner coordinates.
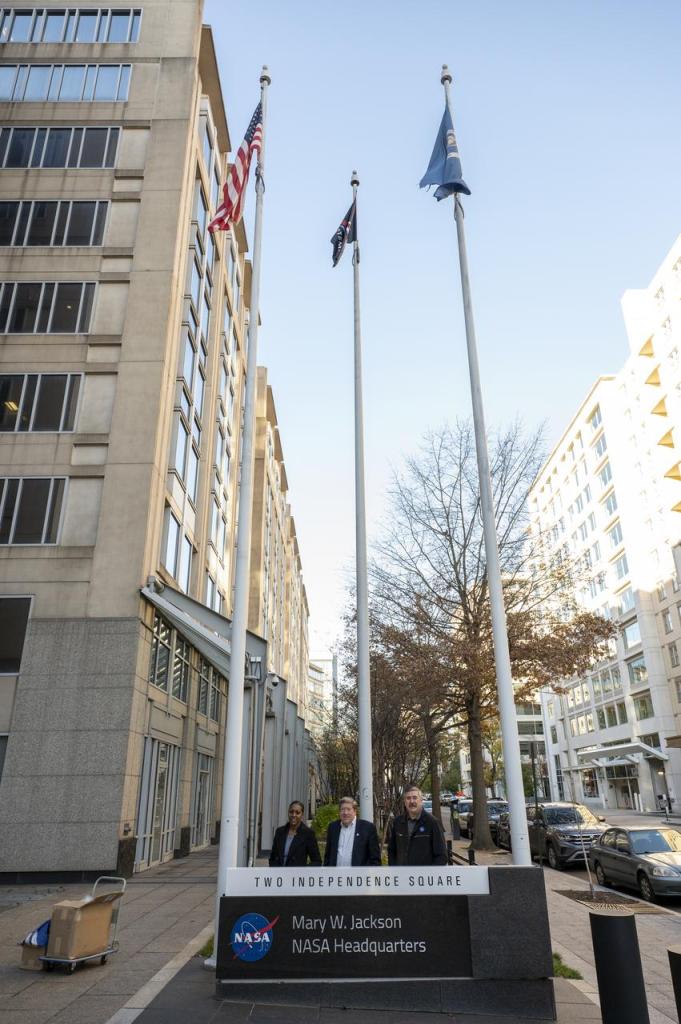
top-left (40, 875), bottom-right (126, 973)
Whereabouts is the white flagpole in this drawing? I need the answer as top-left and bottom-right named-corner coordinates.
top-left (210, 66), bottom-right (271, 962)
top-left (351, 171), bottom-right (374, 822)
top-left (440, 65), bottom-right (531, 866)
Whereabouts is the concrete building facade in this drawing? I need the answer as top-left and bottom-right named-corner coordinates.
top-left (531, 234), bottom-right (681, 814)
top-left (0, 0), bottom-right (312, 877)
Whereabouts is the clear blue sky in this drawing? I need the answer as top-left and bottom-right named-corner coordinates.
top-left (204, 0), bottom-right (681, 654)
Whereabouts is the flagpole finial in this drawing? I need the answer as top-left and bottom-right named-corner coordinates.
top-left (260, 65), bottom-right (271, 85)
top-left (441, 64), bottom-right (452, 85)
top-left (351, 170), bottom-right (359, 187)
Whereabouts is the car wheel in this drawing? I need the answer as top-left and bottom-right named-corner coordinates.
top-left (547, 844), bottom-right (562, 871)
top-left (638, 873), bottom-right (656, 903)
top-left (594, 861), bottom-right (610, 887)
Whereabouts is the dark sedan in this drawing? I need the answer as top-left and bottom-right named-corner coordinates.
top-left (589, 826), bottom-right (681, 902)
top-left (468, 800), bottom-right (509, 843)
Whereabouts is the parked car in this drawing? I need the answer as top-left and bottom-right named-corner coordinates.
top-left (528, 802), bottom-right (607, 870)
top-left (452, 798), bottom-right (474, 837)
top-left (468, 801), bottom-right (509, 843)
top-left (423, 799), bottom-right (433, 814)
top-left (496, 811), bottom-right (512, 851)
top-left (589, 826), bottom-right (681, 902)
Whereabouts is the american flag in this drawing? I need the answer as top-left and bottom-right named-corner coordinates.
top-left (209, 102), bottom-right (263, 234)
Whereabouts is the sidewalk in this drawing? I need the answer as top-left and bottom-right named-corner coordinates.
top-left (0, 847), bottom-right (217, 1024)
top-left (0, 843), bottom-right (597, 1023)
top-left (450, 837), bottom-right (681, 1024)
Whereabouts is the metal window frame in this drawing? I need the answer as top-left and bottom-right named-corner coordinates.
top-left (0, 474), bottom-right (66, 544)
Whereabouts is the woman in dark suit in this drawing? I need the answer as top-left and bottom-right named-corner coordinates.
top-left (269, 800), bottom-right (322, 867)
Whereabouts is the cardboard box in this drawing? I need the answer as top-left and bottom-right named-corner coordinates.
top-left (20, 944), bottom-right (46, 971)
top-left (46, 894), bottom-right (118, 961)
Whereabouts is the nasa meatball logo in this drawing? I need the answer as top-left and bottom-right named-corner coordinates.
top-left (230, 912), bottom-right (279, 962)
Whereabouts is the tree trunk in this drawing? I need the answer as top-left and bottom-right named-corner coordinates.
top-left (424, 719), bottom-right (443, 824)
top-left (467, 693), bottom-right (496, 852)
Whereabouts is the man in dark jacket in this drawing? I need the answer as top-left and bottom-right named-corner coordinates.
top-left (388, 784), bottom-right (447, 866)
top-left (269, 801), bottom-right (322, 867)
top-left (324, 797), bottom-right (382, 866)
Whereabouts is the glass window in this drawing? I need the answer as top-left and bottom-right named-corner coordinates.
top-left (24, 65), bottom-right (51, 101)
top-left (42, 11), bottom-right (66, 42)
top-left (50, 282), bottom-right (81, 332)
top-left (618, 587), bottom-right (634, 615)
top-left (608, 521), bottom-right (623, 548)
top-left (0, 596), bottom-right (31, 672)
top-left (614, 553), bottom-right (629, 580)
top-left (59, 65), bottom-right (86, 101)
top-left (5, 128), bottom-right (34, 166)
top-left (149, 612), bottom-right (171, 691)
top-left (108, 11), bottom-right (130, 42)
top-left (9, 11), bottom-right (34, 42)
top-left (0, 375), bottom-right (23, 430)
top-left (65, 202), bottom-right (97, 245)
top-left (605, 704), bottom-right (617, 728)
top-left (598, 462), bottom-right (612, 489)
top-left (171, 635), bottom-right (190, 702)
top-left (32, 375), bottom-right (67, 431)
top-left (26, 202), bottom-right (57, 246)
top-left (0, 65), bottom-right (17, 100)
top-left (633, 691), bottom-right (654, 722)
top-left (187, 445), bottom-right (199, 503)
top-left (623, 621), bottom-right (641, 650)
top-left (75, 11), bottom-right (98, 43)
top-left (80, 127), bottom-right (107, 167)
top-left (9, 282), bottom-right (42, 333)
top-left (11, 478), bottom-right (51, 543)
top-left (174, 418), bottom-right (188, 475)
top-left (0, 202), bottom-right (18, 245)
top-left (627, 654), bottom-right (648, 688)
top-left (163, 509), bottom-right (180, 574)
top-left (42, 128), bottom-right (71, 167)
top-left (93, 64), bottom-right (117, 100)
top-left (670, 642), bottom-right (680, 669)
top-left (179, 535), bottom-right (192, 592)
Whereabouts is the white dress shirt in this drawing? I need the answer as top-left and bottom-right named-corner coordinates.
top-left (336, 818), bottom-right (356, 867)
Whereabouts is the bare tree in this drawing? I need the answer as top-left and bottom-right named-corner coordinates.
top-left (371, 420), bottom-right (615, 851)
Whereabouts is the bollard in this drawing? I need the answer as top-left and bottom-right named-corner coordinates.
top-left (668, 943), bottom-right (681, 1019)
top-left (467, 848), bottom-right (476, 866)
top-left (589, 912), bottom-right (649, 1024)
top-left (451, 817), bottom-right (461, 841)
top-left (446, 839), bottom-right (454, 865)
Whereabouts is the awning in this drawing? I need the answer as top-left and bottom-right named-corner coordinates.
top-left (576, 740), bottom-right (669, 764)
top-left (141, 583), bottom-right (232, 679)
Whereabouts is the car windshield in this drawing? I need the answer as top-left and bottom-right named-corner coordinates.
top-left (458, 801), bottom-right (472, 812)
top-left (630, 829), bottom-right (681, 854)
top-left (543, 805), bottom-right (599, 826)
top-left (488, 802), bottom-right (508, 813)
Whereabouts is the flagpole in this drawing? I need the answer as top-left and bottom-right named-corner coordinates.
top-left (210, 65), bottom-right (271, 961)
top-left (440, 65), bottom-right (531, 866)
top-left (351, 171), bottom-right (374, 822)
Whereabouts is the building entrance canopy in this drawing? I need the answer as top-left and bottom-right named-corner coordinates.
top-left (141, 580), bottom-right (233, 679)
top-left (576, 740), bottom-right (669, 767)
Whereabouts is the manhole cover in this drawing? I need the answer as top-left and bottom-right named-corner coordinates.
top-left (557, 890), bottom-right (664, 914)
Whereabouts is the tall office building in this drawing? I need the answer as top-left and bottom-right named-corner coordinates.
top-left (531, 234), bottom-right (681, 813)
top-left (0, 0), bottom-right (312, 877)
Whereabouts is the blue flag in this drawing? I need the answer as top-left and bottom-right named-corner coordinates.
top-left (419, 105), bottom-right (470, 200)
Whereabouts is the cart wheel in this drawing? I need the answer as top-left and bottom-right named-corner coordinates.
top-left (43, 961), bottom-right (52, 972)
top-left (100, 955), bottom-right (107, 965)
top-left (67, 963), bottom-right (76, 974)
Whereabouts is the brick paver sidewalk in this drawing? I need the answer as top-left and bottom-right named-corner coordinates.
top-left (0, 847), bottom-right (217, 1024)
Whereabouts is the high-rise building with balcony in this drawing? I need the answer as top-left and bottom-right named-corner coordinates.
top-left (532, 233), bottom-right (681, 814)
top-left (0, 0), bottom-right (312, 878)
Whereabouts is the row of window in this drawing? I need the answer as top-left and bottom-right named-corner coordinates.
top-left (148, 612), bottom-right (223, 722)
top-left (0, 476), bottom-right (64, 544)
top-left (0, 8), bottom-right (141, 44)
top-left (0, 63), bottom-right (130, 102)
top-left (0, 373), bottom-right (80, 432)
top-left (0, 199), bottom-right (107, 246)
top-left (0, 125), bottom-right (118, 169)
top-left (0, 281), bottom-right (94, 333)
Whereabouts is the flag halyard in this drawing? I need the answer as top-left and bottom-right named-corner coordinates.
top-left (209, 102), bottom-right (263, 233)
top-left (330, 199), bottom-right (357, 267)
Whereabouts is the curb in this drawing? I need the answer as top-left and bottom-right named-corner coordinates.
top-left (103, 922), bottom-right (214, 1024)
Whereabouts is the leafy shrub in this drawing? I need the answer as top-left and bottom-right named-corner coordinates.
top-left (312, 803), bottom-right (339, 838)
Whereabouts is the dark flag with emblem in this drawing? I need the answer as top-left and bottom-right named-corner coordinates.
top-left (330, 199), bottom-right (357, 266)
top-left (419, 104), bottom-right (470, 200)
